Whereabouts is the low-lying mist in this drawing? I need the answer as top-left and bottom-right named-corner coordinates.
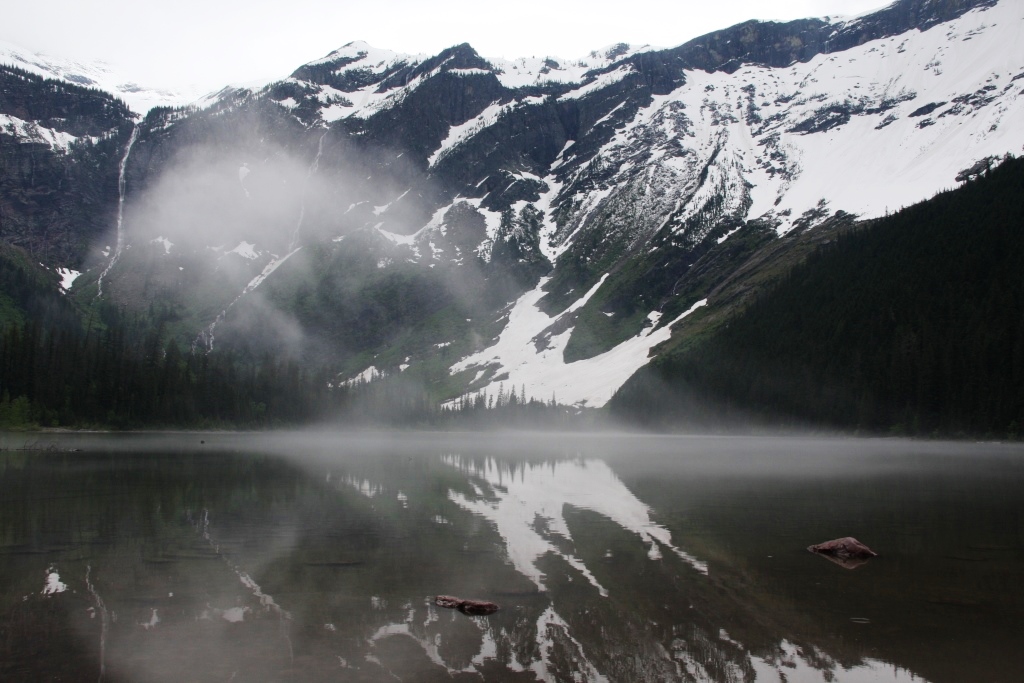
top-left (90, 123), bottom-right (451, 358)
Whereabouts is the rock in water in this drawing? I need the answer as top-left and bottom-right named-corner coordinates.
top-left (435, 595), bottom-right (463, 609)
top-left (435, 595), bottom-right (499, 615)
top-left (458, 599), bottom-right (500, 616)
top-left (808, 537), bottom-right (878, 569)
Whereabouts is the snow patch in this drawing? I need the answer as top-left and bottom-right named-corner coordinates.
top-left (57, 268), bottom-right (80, 292)
top-left (139, 608), bottom-right (160, 630)
top-left (0, 113), bottom-right (78, 151)
top-left (228, 241), bottom-right (259, 260)
top-left (222, 607), bottom-right (248, 623)
top-left (450, 271), bottom-right (707, 407)
top-left (429, 101), bottom-right (511, 167)
top-left (559, 65), bottom-right (634, 101)
top-left (343, 366), bottom-right (380, 386)
top-left (151, 236), bottom-right (173, 254)
top-left (41, 567), bottom-right (67, 596)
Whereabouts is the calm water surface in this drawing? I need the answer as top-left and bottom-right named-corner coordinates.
top-left (0, 432), bottom-right (1021, 682)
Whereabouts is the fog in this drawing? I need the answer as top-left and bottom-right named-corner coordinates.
top-left (10, 429), bottom-right (1023, 473)
top-left (79, 113), bottom-right (893, 431)
top-left (90, 119), bottom-right (456, 363)
top-left (83, 109), bottom-right (586, 432)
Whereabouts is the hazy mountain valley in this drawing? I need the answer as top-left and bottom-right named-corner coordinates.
top-left (1, 0), bottom-right (1022, 434)
top-left (3, 4), bottom-right (1024, 681)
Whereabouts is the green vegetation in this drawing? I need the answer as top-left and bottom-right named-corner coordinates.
top-left (0, 243), bottom-right (337, 429)
top-left (0, 239), bottom-right (584, 430)
top-left (0, 314), bottom-right (337, 430)
top-left (611, 156), bottom-right (1024, 439)
top-left (562, 219), bottom-right (781, 363)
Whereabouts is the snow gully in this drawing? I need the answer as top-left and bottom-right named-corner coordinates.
top-left (96, 125), bottom-right (139, 298)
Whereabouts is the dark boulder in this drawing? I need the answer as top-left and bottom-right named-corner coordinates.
top-left (435, 595), bottom-right (499, 616)
top-left (808, 537), bottom-right (878, 569)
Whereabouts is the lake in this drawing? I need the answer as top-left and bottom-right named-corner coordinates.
top-left (1, 432), bottom-right (1021, 682)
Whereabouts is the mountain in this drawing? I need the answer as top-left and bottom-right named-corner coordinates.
top-left (0, 61), bottom-right (135, 269)
top-left (0, 39), bottom-right (203, 114)
top-left (1, 0), bottom-right (1022, 430)
top-left (610, 154), bottom-right (1024, 437)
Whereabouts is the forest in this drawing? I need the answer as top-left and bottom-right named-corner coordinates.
top-left (2, 157), bottom-right (1022, 436)
top-left (611, 156), bottom-right (1024, 439)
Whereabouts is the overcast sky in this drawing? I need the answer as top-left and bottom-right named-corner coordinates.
top-left (6, 0), bottom-right (888, 92)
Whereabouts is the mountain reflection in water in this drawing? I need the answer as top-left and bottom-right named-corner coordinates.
top-left (0, 432), bottom-right (1021, 682)
top-left (444, 455), bottom-right (708, 593)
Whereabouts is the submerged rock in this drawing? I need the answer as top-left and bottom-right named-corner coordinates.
top-left (435, 595), bottom-right (499, 615)
top-left (808, 537), bottom-right (878, 569)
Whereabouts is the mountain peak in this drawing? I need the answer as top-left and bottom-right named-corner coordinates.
top-left (309, 41), bottom-right (422, 68)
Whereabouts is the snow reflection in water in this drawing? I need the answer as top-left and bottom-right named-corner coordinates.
top-left (444, 454), bottom-right (707, 596)
top-left (429, 455), bottom-right (926, 682)
top-left (750, 641), bottom-right (922, 683)
top-left (414, 454), bottom-right (701, 680)
top-left (6, 436), bottom-right (1004, 682)
top-left (363, 595), bottom-right (607, 682)
top-left (41, 566), bottom-right (67, 596)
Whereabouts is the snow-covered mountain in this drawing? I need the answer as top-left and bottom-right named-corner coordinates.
top-left (0, 39), bottom-right (202, 114)
top-left (2, 0), bottom-right (1021, 409)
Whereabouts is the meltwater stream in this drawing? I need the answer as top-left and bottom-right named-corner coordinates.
top-left (195, 130), bottom-right (329, 352)
top-left (96, 125), bottom-right (139, 297)
top-left (1, 432), bottom-right (1022, 682)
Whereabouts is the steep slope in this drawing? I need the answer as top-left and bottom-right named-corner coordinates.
top-left (435, 0), bottom-right (1024, 405)
top-left (610, 155), bottom-right (1024, 437)
top-left (3, 0), bottom-right (1021, 415)
top-left (0, 242), bottom-right (81, 331)
top-left (0, 63), bottom-right (135, 270)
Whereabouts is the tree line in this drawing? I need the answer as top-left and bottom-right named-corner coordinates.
top-left (611, 156), bottom-right (1024, 439)
top-left (0, 241), bottom-right (587, 430)
top-left (0, 312), bottom-right (338, 429)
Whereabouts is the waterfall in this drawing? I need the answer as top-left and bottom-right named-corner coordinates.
top-left (195, 130), bottom-right (328, 352)
top-left (96, 125), bottom-right (140, 297)
top-left (288, 130), bottom-right (327, 252)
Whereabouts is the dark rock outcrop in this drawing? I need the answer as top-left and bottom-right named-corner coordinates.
top-left (435, 595), bottom-right (500, 616)
top-left (808, 537), bottom-right (878, 569)
top-left (0, 65), bottom-right (134, 267)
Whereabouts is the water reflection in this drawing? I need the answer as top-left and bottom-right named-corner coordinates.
top-left (0, 434), bottom-right (1021, 682)
top-left (444, 455), bottom-right (708, 595)
top-left (749, 643), bottom-right (918, 683)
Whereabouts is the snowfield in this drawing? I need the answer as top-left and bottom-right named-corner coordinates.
top-left (439, 0), bottom-right (1024, 406)
top-left (450, 275), bottom-right (707, 407)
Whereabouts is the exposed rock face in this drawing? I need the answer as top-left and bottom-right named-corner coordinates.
top-left (435, 595), bottom-right (500, 616)
top-left (808, 537), bottom-right (878, 569)
top-left (0, 64), bottom-right (134, 267)
top-left (1, 0), bottom-right (1020, 408)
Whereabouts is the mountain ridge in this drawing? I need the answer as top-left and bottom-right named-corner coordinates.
top-left (0, 0), bottom-right (1020, 429)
